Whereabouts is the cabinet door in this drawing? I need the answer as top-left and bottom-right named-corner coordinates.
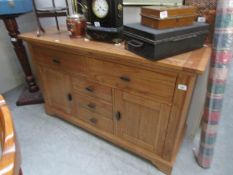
top-left (114, 90), bottom-right (171, 155)
top-left (38, 66), bottom-right (72, 114)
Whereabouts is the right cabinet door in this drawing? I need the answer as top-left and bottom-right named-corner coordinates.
top-left (114, 90), bottom-right (171, 155)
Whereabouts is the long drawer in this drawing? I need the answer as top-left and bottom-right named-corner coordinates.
top-left (33, 46), bottom-right (87, 75)
top-left (72, 76), bottom-right (112, 103)
top-left (74, 92), bottom-right (113, 119)
top-left (76, 107), bottom-right (114, 134)
top-left (87, 58), bottom-right (177, 103)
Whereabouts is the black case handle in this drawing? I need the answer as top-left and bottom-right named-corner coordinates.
top-left (128, 40), bottom-right (144, 48)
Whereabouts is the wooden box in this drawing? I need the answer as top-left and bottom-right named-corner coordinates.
top-left (141, 5), bottom-right (197, 29)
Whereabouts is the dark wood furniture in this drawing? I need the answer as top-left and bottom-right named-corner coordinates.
top-left (0, 15), bottom-right (43, 106)
top-left (2, 17), bottom-right (38, 93)
top-left (0, 95), bottom-right (22, 175)
top-left (20, 28), bottom-right (211, 175)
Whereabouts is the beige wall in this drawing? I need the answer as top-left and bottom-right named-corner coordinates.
top-left (0, 13), bottom-right (38, 93)
top-left (0, 0), bottom-right (66, 93)
top-left (0, 22), bottom-right (23, 93)
top-left (124, 7), bottom-right (141, 24)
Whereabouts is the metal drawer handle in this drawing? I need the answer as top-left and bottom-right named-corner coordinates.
top-left (85, 86), bottom-right (94, 93)
top-left (52, 58), bottom-right (60, 64)
top-left (90, 118), bottom-right (97, 124)
top-left (116, 112), bottom-right (121, 121)
top-left (87, 103), bottom-right (96, 109)
top-left (120, 76), bottom-right (131, 82)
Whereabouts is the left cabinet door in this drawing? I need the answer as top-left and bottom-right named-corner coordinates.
top-left (37, 65), bottom-right (72, 114)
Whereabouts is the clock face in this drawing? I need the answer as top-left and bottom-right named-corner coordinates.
top-left (92, 0), bottom-right (109, 19)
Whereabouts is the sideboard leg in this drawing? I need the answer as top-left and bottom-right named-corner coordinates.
top-left (151, 160), bottom-right (173, 175)
top-left (19, 168), bottom-right (23, 175)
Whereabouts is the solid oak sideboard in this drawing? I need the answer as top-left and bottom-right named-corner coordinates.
top-left (20, 29), bottom-right (211, 175)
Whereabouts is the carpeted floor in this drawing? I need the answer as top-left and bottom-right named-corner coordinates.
top-left (3, 63), bottom-right (233, 175)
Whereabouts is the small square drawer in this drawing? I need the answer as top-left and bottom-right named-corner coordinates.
top-left (33, 46), bottom-right (87, 75)
top-left (74, 92), bottom-right (113, 119)
top-left (76, 107), bottom-right (114, 134)
top-left (72, 76), bottom-right (112, 103)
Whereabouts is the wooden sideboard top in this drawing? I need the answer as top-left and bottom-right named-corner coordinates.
top-left (20, 28), bottom-right (211, 74)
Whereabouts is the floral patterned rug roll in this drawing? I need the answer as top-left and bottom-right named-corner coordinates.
top-left (185, 0), bottom-right (217, 43)
top-left (194, 0), bottom-right (233, 168)
top-left (185, 0), bottom-right (217, 15)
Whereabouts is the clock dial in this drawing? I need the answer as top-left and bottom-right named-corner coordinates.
top-left (92, 0), bottom-right (109, 19)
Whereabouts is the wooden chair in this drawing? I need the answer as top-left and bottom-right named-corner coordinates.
top-left (0, 95), bottom-right (22, 175)
top-left (32, 0), bottom-right (70, 36)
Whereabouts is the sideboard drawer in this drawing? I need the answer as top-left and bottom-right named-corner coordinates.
top-left (72, 76), bottom-right (112, 103)
top-left (87, 59), bottom-right (177, 103)
top-left (74, 92), bottom-right (113, 119)
top-left (76, 107), bottom-right (114, 134)
top-left (34, 47), bottom-right (87, 74)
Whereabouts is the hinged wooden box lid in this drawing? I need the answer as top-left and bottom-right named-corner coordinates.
top-left (141, 5), bottom-right (197, 29)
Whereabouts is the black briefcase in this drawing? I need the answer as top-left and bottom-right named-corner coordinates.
top-left (124, 22), bottom-right (209, 60)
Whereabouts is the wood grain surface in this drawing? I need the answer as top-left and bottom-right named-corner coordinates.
top-left (0, 95), bottom-right (22, 175)
top-left (19, 28), bottom-right (211, 74)
top-left (20, 27), bottom-right (212, 175)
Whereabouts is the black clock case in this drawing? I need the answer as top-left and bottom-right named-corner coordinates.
top-left (84, 0), bottom-right (123, 27)
top-left (82, 0), bottom-right (123, 42)
top-left (86, 26), bottom-right (123, 42)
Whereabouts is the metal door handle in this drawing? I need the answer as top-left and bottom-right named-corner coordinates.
top-left (67, 93), bottom-right (72, 101)
top-left (116, 112), bottom-right (121, 121)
